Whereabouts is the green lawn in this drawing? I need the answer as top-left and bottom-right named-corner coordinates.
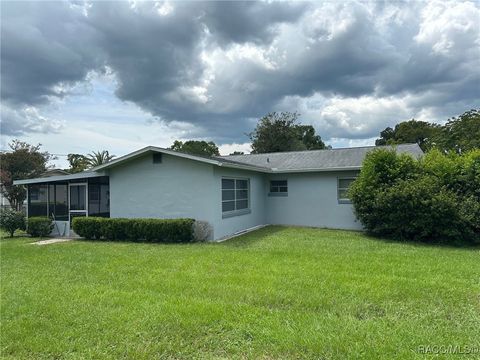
top-left (1, 226), bottom-right (479, 359)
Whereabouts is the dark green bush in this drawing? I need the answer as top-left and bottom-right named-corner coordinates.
top-left (27, 217), bottom-right (54, 237)
top-left (72, 217), bottom-right (195, 243)
top-left (71, 217), bottom-right (106, 239)
top-left (350, 148), bottom-right (480, 244)
top-left (0, 209), bottom-right (26, 237)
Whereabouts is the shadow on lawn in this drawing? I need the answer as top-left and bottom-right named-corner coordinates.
top-left (362, 232), bottom-right (480, 250)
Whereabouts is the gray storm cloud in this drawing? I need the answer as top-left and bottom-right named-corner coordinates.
top-left (1, 1), bottom-right (478, 142)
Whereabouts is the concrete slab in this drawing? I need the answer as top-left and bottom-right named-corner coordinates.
top-left (31, 238), bottom-right (74, 245)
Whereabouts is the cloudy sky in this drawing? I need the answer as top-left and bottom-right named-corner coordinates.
top-left (1, 1), bottom-right (479, 167)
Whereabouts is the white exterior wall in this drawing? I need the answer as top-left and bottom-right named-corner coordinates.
top-left (266, 171), bottom-right (362, 230)
top-left (108, 154), bottom-right (268, 240)
top-left (108, 153), bottom-right (362, 240)
top-left (212, 167), bottom-right (267, 240)
top-left (108, 153), bottom-right (217, 238)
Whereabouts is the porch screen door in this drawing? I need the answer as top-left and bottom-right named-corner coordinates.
top-left (69, 183), bottom-right (87, 226)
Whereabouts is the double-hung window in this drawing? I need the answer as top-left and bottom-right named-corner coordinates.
top-left (222, 178), bottom-right (250, 217)
top-left (338, 178), bottom-right (356, 203)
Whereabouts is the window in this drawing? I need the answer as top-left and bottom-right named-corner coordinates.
top-left (222, 178), bottom-right (250, 216)
top-left (338, 178), bottom-right (356, 203)
top-left (269, 180), bottom-right (288, 195)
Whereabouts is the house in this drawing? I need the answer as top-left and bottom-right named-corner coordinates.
top-left (0, 185), bottom-right (12, 210)
top-left (13, 144), bottom-right (423, 240)
top-left (40, 169), bottom-right (71, 177)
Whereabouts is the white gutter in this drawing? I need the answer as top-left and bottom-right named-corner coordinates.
top-left (270, 166), bottom-right (362, 173)
top-left (13, 171), bottom-right (107, 185)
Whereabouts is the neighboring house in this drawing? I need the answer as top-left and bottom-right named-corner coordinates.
top-left (0, 184), bottom-right (12, 209)
top-left (40, 169), bottom-right (70, 177)
top-left (13, 144), bottom-right (423, 240)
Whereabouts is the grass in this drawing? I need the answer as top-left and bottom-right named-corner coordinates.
top-left (1, 226), bottom-right (479, 359)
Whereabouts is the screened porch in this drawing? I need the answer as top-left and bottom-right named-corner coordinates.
top-left (27, 176), bottom-right (110, 229)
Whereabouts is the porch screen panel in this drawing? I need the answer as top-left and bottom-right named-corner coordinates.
top-left (28, 184), bottom-right (48, 217)
top-left (70, 185), bottom-right (86, 211)
top-left (48, 185), bottom-right (55, 216)
top-left (54, 184), bottom-right (68, 221)
top-left (88, 177), bottom-right (110, 217)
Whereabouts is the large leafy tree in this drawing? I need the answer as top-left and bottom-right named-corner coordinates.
top-left (170, 140), bottom-right (220, 157)
top-left (67, 154), bottom-right (89, 173)
top-left (297, 125), bottom-right (329, 150)
top-left (87, 150), bottom-right (115, 167)
top-left (375, 119), bottom-right (441, 152)
top-left (434, 109), bottom-right (480, 153)
top-left (0, 140), bottom-right (54, 210)
top-left (375, 109), bottom-right (480, 153)
top-left (249, 112), bottom-right (328, 154)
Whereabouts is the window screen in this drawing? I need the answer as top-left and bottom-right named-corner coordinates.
top-left (222, 178), bottom-right (249, 212)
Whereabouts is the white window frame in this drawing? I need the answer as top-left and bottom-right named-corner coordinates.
top-left (221, 177), bottom-right (251, 218)
top-left (337, 177), bottom-right (356, 204)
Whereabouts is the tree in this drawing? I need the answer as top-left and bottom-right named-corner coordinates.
top-left (434, 109), bottom-right (480, 153)
top-left (0, 140), bottom-right (53, 210)
top-left (67, 154), bottom-right (89, 173)
top-left (87, 150), bottom-right (115, 167)
top-left (296, 125), bottom-right (329, 150)
top-left (169, 140), bottom-right (220, 157)
top-left (375, 119), bottom-right (441, 151)
top-left (229, 151), bottom-right (245, 155)
top-left (249, 112), bottom-right (328, 154)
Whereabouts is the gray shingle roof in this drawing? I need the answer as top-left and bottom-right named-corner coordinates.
top-left (216, 144), bottom-right (423, 172)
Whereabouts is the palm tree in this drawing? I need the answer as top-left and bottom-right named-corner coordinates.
top-left (87, 150), bottom-right (115, 167)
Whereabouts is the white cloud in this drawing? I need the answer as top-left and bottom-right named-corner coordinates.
top-left (0, 105), bottom-right (64, 135)
top-left (218, 142), bottom-right (251, 155)
top-left (155, 1), bottom-right (174, 16)
top-left (415, 1), bottom-right (480, 55)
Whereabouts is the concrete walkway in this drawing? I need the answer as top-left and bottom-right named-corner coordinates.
top-left (31, 238), bottom-right (75, 245)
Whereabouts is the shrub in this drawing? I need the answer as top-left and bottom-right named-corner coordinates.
top-left (374, 177), bottom-right (466, 242)
top-left (72, 217), bottom-right (195, 243)
top-left (193, 221), bottom-right (213, 241)
top-left (71, 217), bottom-right (106, 239)
top-left (0, 209), bottom-right (26, 237)
top-left (349, 149), bottom-right (421, 233)
top-left (27, 217), bottom-right (54, 237)
top-left (350, 148), bottom-right (480, 244)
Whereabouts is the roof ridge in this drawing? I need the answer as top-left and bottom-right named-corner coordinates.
top-left (221, 143), bottom-right (419, 157)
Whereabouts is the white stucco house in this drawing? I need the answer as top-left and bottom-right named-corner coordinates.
top-left (13, 144), bottom-right (423, 240)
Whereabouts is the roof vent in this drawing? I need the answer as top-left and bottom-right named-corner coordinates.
top-left (153, 153), bottom-right (163, 164)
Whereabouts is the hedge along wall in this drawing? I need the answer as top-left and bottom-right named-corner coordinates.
top-left (72, 217), bottom-right (195, 243)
